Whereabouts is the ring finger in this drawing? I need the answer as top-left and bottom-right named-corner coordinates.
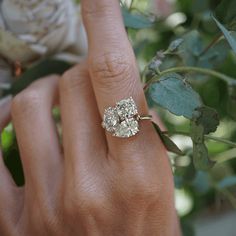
top-left (82, 0), bottom-right (159, 156)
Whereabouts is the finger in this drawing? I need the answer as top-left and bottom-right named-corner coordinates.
top-left (0, 96), bottom-right (21, 228)
top-left (59, 63), bottom-right (106, 177)
top-left (82, 0), bottom-right (158, 154)
top-left (82, 0), bottom-right (144, 113)
top-left (0, 96), bottom-right (12, 130)
top-left (0, 95), bottom-right (16, 187)
top-left (11, 76), bottom-right (62, 193)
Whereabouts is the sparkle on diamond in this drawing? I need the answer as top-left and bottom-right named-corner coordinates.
top-left (114, 118), bottom-right (139, 138)
top-left (102, 107), bottom-right (119, 132)
top-left (102, 97), bottom-right (140, 138)
top-left (116, 97), bottom-right (138, 119)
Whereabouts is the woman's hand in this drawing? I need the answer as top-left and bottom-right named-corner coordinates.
top-left (0, 1), bottom-right (180, 235)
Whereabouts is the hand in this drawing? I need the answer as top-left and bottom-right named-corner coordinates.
top-left (0, 1), bottom-right (180, 235)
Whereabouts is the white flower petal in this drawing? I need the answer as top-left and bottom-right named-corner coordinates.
top-left (0, 0), bottom-right (88, 64)
top-left (0, 58), bottom-right (12, 97)
top-left (0, 28), bottom-right (38, 63)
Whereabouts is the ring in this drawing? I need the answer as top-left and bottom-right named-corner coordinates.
top-left (102, 97), bottom-right (152, 138)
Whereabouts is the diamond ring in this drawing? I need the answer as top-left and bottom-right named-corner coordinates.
top-left (102, 97), bottom-right (152, 138)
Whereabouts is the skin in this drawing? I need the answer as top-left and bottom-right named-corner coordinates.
top-left (0, 1), bottom-right (181, 235)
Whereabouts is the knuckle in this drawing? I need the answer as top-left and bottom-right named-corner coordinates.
top-left (90, 52), bottom-right (135, 92)
top-left (82, 2), bottom-right (112, 19)
top-left (40, 213), bottom-right (58, 233)
top-left (64, 193), bottom-right (111, 229)
top-left (64, 188), bottom-right (109, 218)
top-left (36, 199), bottom-right (61, 234)
top-left (60, 65), bottom-right (88, 93)
top-left (117, 169), bottom-right (161, 204)
top-left (11, 89), bottom-right (42, 117)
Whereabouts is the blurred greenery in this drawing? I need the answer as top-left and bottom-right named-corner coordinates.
top-left (1, 0), bottom-right (236, 235)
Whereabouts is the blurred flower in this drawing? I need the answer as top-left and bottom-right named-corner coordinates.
top-left (0, 58), bottom-right (12, 97)
top-left (0, 0), bottom-right (88, 98)
top-left (0, 0), bottom-right (87, 61)
top-left (175, 189), bottom-right (193, 217)
top-left (150, 0), bottom-right (174, 18)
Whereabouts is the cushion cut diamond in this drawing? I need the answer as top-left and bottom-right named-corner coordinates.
top-left (102, 107), bottom-right (119, 132)
top-left (116, 97), bottom-right (138, 119)
top-left (114, 118), bottom-right (139, 138)
top-left (102, 97), bottom-right (140, 138)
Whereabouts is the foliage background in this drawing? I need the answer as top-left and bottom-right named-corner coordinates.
top-left (1, 0), bottom-right (236, 235)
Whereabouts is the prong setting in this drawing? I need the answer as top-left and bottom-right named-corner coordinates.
top-left (102, 97), bottom-right (151, 138)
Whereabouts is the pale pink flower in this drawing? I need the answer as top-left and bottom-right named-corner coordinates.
top-left (150, 0), bottom-right (174, 18)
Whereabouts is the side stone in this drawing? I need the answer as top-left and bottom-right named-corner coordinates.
top-left (102, 107), bottom-right (120, 132)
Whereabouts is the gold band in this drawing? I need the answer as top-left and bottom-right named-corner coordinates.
top-left (102, 97), bottom-right (152, 138)
top-left (137, 115), bottom-right (153, 121)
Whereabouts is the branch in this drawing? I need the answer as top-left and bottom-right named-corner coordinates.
top-left (199, 34), bottom-right (222, 56)
top-left (144, 66), bottom-right (236, 91)
top-left (163, 131), bottom-right (236, 148)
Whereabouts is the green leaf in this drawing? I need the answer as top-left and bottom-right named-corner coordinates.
top-left (176, 30), bottom-right (231, 71)
top-left (4, 59), bottom-right (71, 96)
top-left (212, 15), bottom-right (236, 54)
top-left (190, 121), bottom-right (215, 171)
top-left (122, 7), bottom-right (153, 29)
top-left (215, 0), bottom-right (236, 26)
top-left (193, 106), bottom-right (219, 135)
top-left (227, 84), bottom-right (236, 120)
top-left (191, 0), bottom-right (210, 14)
top-left (177, 30), bottom-right (230, 70)
top-left (192, 171), bottom-right (210, 194)
top-left (148, 73), bottom-right (202, 119)
top-left (192, 142), bottom-right (212, 170)
top-left (168, 38), bottom-right (184, 52)
top-left (178, 30), bottom-right (204, 66)
top-left (152, 122), bottom-right (184, 155)
top-left (218, 176), bottom-right (236, 189)
top-left (181, 220), bottom-right (195, 236)
top-left (197, 39), bottom-right (230, 69)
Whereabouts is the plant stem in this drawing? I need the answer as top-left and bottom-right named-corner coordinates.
top-left (144, 66), bottom-right (236, 91)
top-left (163, 131), bottom-right (236, 148)
top-left (199, 34), bottom-right (222, 56)
top-left (130, 0), bottom-right (135, 9)
top-left (159, 67), bottom-right (235, 84)
top-left (205, 136), bottom-right (236, 147)
top-left (211, 148), bottom-right (236, 163)
top-left (214, 184), bottom-right (236, 208)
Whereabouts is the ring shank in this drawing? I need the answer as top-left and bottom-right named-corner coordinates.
top-left (137, 115), bottom-right (153, 121)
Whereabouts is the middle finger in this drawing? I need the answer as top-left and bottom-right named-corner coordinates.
top-left (11, 76), bottom-right (62, 193)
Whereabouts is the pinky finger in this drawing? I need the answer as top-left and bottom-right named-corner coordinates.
top-left (0, 95), bottom-right (16, 187)
top-left (0, 96), bottom-right (12, 130)
top-left (0, 96), bottom-right (22, 236)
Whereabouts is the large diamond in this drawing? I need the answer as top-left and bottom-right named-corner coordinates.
top-left (102, 107), bottom-right (119, 132)
top-left (114, 118), bottom-right (139, 138)
top-left (116, 97), bottom-right (138, 120)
